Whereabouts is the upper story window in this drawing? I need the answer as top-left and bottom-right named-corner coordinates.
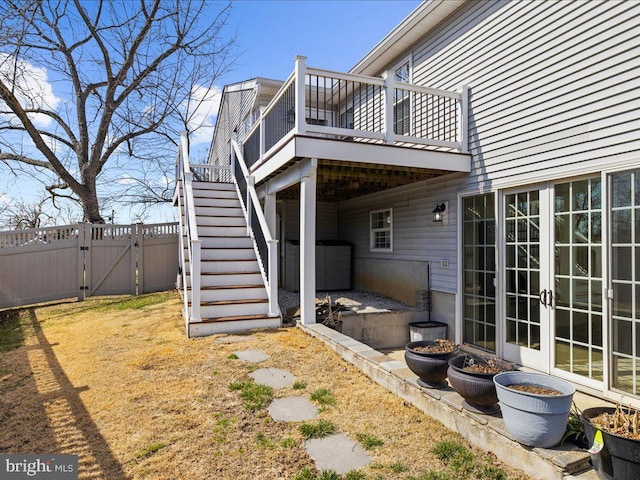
top-left (393, 58), bottom-right (411, 136)
top-left (370, 208), bottom-right (393, 251)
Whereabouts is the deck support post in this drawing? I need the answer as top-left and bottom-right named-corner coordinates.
top-left (300, 158), bottom-right (318, 325)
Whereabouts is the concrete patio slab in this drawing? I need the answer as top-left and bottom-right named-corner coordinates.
top-left (268, 396), bottom-right (318, 422)
top-left (249, 368), bottom-right (296, 389)
top-left (233, 349), bottom-right (270, 363)
top-left (304, 433), bottom-right (371, 474)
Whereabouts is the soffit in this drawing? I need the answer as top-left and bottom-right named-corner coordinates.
top-left (350, 0), bottom-right (466, 77)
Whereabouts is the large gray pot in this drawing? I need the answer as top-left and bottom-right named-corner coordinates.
top-left (494, 371), bottom-right (575, 448)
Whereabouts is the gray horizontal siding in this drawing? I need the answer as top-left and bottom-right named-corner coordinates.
top-left (338, 174), bottom-right (464, 293)
top-left (409, 0), bottom-right (640, 188)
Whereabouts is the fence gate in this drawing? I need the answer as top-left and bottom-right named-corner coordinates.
top-left (0, 222), bottom-right (178, 309)
top-left (84, 224), bottom-right (137, 297)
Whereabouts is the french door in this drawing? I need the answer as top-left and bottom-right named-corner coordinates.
top-left (502, 187), bottom-right (552, 372)
top-left (501, 177), bottom-right (604, 386)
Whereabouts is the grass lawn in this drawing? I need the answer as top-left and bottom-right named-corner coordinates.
top-left (0, 292), bottom-right (530, 480)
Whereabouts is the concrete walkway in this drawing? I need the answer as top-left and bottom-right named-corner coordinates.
top-left (300, 324), bottom-right (599, 480)
top-left (231, 348), bottom-right (372, 474)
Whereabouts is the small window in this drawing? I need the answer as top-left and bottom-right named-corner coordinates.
top-left (393, 59), bottom-right (411, 136)
top-left (370, 208), bottom-right (393, 251)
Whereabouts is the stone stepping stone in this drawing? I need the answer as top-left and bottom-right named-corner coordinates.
top-left (305, 433), bottom-right (372, 474)
top-left (268, 396), bottom-right (318, 422)
top-left (215, 334), bottom-right (257, 344)
top-left (233, 349), bottom-right (269, 363)
top-left (249, 368), bottom-right (296, 389)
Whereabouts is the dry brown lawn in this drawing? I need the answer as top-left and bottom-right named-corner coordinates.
top-left (0, 292), bottom-right (530, 480)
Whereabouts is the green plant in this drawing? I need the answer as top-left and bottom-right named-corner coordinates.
top-left (311, 388), bottom-right (337, 406)
top-left (431, 440), bottom-right (469, 461)
top-left (281, 437), bottom-right (298, 449)
top-left (135, 441), bottom-right (166, 458)
top-left (355, 432), bottom-right (384, 450)
top-left (293, 380), bottom-right (307, 390)
top-left (227, 353), bottom-right (239, 359)
top-left (227, 380), bottom-right (274, 411)
top-left (387, 462), bottom-right (408, 473)
top-left (256, 432), bottom-right (275, 449)
top-left (344, 470), bottom-right (367, 480)
top-left (411, 472), bottom-right (454, 480)
top-left (561, 402), bottom-right (587, 446)
top-left (317, 471), bottom-right (340, 480)
top-left (294, 467), bottom-right (316, 480)
top-left (476, 465), bottom-right (507, 480)
top-left (299, 419), bottom-right (336, 439)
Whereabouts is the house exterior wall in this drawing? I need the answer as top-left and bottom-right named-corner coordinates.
top-left (339, 0), bottom-right (640, 300)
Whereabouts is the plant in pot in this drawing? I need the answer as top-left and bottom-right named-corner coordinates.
top-left (581, 404), bottom-right (640, 480)
top-left (493, 371), bottom-right (575, 448)
top-left (447, 353), bottom-right (513, 414)
top-left (404, 339), bottom-right (459, 388)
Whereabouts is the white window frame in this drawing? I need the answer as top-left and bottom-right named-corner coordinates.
top-left (392, 56), bottom-right (412, 136)
top-left (370, 208), bottom-right (393, 252)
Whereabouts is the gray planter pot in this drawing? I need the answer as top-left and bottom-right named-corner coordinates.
top-left (494, 371), bottom-right (575, 448)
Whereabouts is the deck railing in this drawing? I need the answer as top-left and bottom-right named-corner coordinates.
top-left (231, 138), bottom-right (279, 318)
top-left (243, 56), bottom-right (469, 171)
top-left (175, 133), bottom-right (201, 330)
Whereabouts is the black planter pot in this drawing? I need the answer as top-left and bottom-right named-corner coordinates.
top-left (447, 354), bottom-right (511, 414)
top-left (582, 407), bottom-right (640, 480)
top-left (404, 340), bottom-right (459, 388)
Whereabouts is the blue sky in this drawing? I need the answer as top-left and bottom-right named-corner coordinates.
top-left (225, 1), bottom-right (421, 84)
top-left (0, 0), bottom-right (421, 225)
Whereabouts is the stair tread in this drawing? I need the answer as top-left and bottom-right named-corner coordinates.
top-left (200, 314), bottom-right (279, 324)
top-left (191, 284), bottom-right (265, 290)
top-left (186, 271), bottom-right (261, 275)
top-left (190, 299), bottom-right (268, 306)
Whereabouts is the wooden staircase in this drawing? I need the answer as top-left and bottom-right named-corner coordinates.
top-left (182, 181), bottom-right (281, 336)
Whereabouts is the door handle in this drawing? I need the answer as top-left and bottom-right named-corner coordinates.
top-left (547, 289), bottom-right (554, 308)
top-left (539, 289), bottom-right (547, 307)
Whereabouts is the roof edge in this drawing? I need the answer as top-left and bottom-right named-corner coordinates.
top-left (350, 0), bottom-right (466, 76)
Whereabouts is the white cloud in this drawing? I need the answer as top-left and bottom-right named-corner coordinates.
top-left (185, 84), bottom-right (222, 145)
top-left (116, 174), bottom-right (137, 185)
top-left (0, 194), bottom-right (10, 205)
top-left (0, 53), bottom-right (62, 128)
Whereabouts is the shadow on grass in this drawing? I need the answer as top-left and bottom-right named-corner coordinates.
top-left (0, 308), bottom-right (128, 479)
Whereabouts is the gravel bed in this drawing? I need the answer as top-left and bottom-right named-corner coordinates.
top-left (278, 289), bottom-right (415, 315)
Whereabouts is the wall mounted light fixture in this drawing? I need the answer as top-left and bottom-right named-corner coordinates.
top-left (433, 202), bottom-right (447, 223)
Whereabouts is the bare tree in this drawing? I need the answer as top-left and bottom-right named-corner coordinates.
top-left (0, 0), bottom-right (235, 223)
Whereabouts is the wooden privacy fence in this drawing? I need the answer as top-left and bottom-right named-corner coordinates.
top-left (0, 222), bottom-right (179, 309)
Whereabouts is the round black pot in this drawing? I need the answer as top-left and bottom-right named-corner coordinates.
top-left (404, 340), bottom-right (459, 389)
top-left (447, 354), bottom-right (509, 414)
top-left (582, 407), bottom-right (640, 480)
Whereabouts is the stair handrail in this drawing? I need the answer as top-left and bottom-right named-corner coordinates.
top-left (231, 138), bottom-right (280, 319)
top-left (174, 166), bottom-right (189, 328)
top-left (178, 133), bottom-right (201, 325)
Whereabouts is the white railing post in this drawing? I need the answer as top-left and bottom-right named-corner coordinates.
top-left (382, 70), bottom-right (395, 145)
top-left (247, 176), bottom-right (254, 236)
top-left (180, 132), bottom-right (202, 325)
top-left (267, 239), bottom-right (279, 317)
top-left (191, 239), bottom-right (201, 322)
top-left (294, 55), bottom-right (307, 135)
top-left (458, 85), bottom-right (470, 154)
top-left (259, 113), bottom-right (266, 162)
top-left (300, 158), bottom-right (317, 325)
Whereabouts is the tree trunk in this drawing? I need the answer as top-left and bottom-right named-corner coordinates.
top-left (79, 189), bottom-right (105, 223)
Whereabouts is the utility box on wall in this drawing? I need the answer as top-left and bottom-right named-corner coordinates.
top-left (408, 321), bottom-right (448, 342)
top-left (285, 240), bottom-right (352, 291)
